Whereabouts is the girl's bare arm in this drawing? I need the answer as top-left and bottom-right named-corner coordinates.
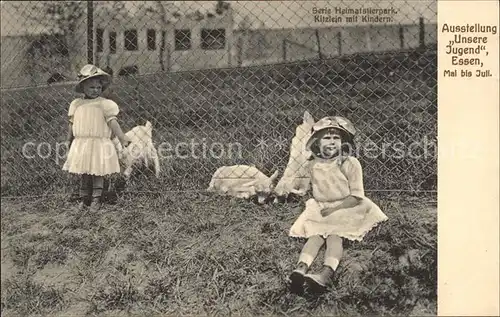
top-left (66, 123), bottom-right (74, 145)
top-left (321, 196), bottom-right (361, 217)
top-left (108, 119), bottom-right (130, 146)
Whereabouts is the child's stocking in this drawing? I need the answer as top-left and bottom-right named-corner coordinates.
top-left (79, 174), bottom-right (92, 205)
top-left (298, 235), bottom-right (325, 266)
top-left (290, 235), bottom-right (325, 294)
top-left (92, 176), bottom-right (104, 202)
top-left (324, 234), bottom-right (343, 271)
top-left (303, 235), bottom-right (342, 292)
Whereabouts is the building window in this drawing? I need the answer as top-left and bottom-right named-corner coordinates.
top-left (201, 29), bottom-right (225, 50)
top-left (118, 65), bottom-right (139, 77)
top-left (109, 31), bottom-right (116, 54)
top-left (175, 29), bottom-right (191, 51)
top-left (96, 28), bottom-right (104, 52)
top-left (147, 29), bottom-right (156, 50)
top-left (124, 29), bottom-right (138, 51)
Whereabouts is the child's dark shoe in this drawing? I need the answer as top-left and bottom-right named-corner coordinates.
top-left (289, 262), bottom-right (308, 294)
top-left (304, 265), bottom-right (335, 294)
top-left (75, 196), bottom-right (89, 211)
top-left (89, 197), bottom-right (102, 212)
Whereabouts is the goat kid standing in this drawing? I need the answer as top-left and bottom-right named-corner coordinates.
top-left (113, 120), bottom-right (161, 180)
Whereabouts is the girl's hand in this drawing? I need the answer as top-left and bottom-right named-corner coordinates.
top-left (65, 140), bottom-right (72, 149)
top-left (321, 207), bottom-right (338, 217)
top-left (120, 135), bottom-right (132, 148)
top-left (321, 196), bottom-right (362, 217)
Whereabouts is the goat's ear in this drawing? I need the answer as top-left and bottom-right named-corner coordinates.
top-left (240, 179), bottom-right (258, 187)
top-left (270, 170), bottom-right (279, 182)
top-left (303, 111), bottom-right (314, 125)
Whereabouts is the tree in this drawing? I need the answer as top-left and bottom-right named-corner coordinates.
top-left (93, 1), bottom-right (128, 71)
top-left (25, 33), bottom-right (68, 84)
top-left (238, 15), bottom-right (253, 30)
top-left (155, 1), bottom-right (181, 72)
top-left (236, 15), bottom-right (253, 66)
top-left (11, 1), bottom-right (86, 80)
top-left (155, 1), bottom-right (169, 72)
top-left (40, 2), bottom-right (85, 65)
top-left (215, 1), bottom-right (230, 15)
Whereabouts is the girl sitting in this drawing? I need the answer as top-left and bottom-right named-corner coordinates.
top-left (288, 116), bottom-right (388, 294)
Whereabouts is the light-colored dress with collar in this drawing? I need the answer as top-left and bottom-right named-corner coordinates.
top-left (289, 156), bottom-right (388, 241)
top-left (62, 97), bottom-right (121, 176)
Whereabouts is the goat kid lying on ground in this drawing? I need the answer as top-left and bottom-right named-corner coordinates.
top-left (207, 165), bottom-right (279, 204)
top-left (112, 121), bottom-right (161, 180)
top-left (273, 111), bottom-right (315, 201)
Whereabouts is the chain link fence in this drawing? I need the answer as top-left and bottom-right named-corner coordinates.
top-left (1, 1), bottom-right (437, 199)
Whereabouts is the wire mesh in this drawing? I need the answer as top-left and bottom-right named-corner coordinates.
top-left (1, 1), bottom-right (437, 198)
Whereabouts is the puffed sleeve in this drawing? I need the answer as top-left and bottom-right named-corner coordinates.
top-left (343, 156), bottom-right (365, 198)
top-left (102, 99), bottom-right (120, 123)
top-left (68, 99), bottom-right (79, 124)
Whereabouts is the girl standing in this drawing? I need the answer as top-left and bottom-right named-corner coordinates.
top-left (63, 64), bottom-right (130, 211)
top-left (288, 116), bottom-right (388, 294)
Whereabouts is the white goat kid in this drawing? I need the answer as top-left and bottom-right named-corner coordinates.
top-left (273, 111), bottom-right (315, 199)
top-left (113, 121), bottom-right (161, 180)
top-left (207, 165), bottom-right (279, 204)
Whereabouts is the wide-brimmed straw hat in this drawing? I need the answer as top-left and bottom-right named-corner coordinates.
top-left (75, 64), bottom-right (112, 93)
top-left (305, 116), bottom-right (356, 152)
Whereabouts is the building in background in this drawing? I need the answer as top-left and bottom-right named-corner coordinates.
top-left (1, 1), bottom-right (436, 89)
top-left (93, 2), bottom-right (234, 76)
top-left (231, 0), bottom-right (437, 66)
top-left (1, 1), bottom-right (234, 88)
top-left (1, 1), bottom-right (87, 89)
top-left (1, 2), bottom-right (84, 89)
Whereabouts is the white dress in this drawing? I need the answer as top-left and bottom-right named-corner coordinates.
top-left (289, 156), bottom-right (388, 241)
top-left (62, 97), bottom-right (121, 176)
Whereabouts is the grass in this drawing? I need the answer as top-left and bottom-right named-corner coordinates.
top-left (1, 48), bottom-right (437, 196)
top-left (1, 48), bottom-right (437, 315)
top-left (1, 278), bottom-right (65, 316)
top-left (1, 192), bottom-right (437, 316)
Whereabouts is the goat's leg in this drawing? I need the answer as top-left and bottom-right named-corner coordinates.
top-left (151, 146), bottom-right (161, 178)
top-left (123, 164), bottom-right (133, 180)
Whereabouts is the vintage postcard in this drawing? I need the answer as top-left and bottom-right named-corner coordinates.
top-left (0, 0), bottom-right (497, 316)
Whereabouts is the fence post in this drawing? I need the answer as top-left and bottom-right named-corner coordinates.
top-left (419, 17), bottom-right (425, 49)
top-left (237, 34), bottom-right (245, 67)
top-left (315, 29), bottom-right (323, 59)
top-left (160, 31), bottom-right (166, 71)
top-left (87, 0), bottom-right (94, 65)
top-left (337, 31), bottom-right (342, 55)
top-left (399, 26), bottom-right (405, 49)
top-left (227, 31), bottom-right (232, 67)
top-left (282, 39), bottom-right (286, 62)
top-left (365, 28), bottom-right (372, 51)
top-left (166, 41), bottom-right (171, 72)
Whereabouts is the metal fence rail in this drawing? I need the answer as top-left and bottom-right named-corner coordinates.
top-left (1, 1), bottom-right (437, 198)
